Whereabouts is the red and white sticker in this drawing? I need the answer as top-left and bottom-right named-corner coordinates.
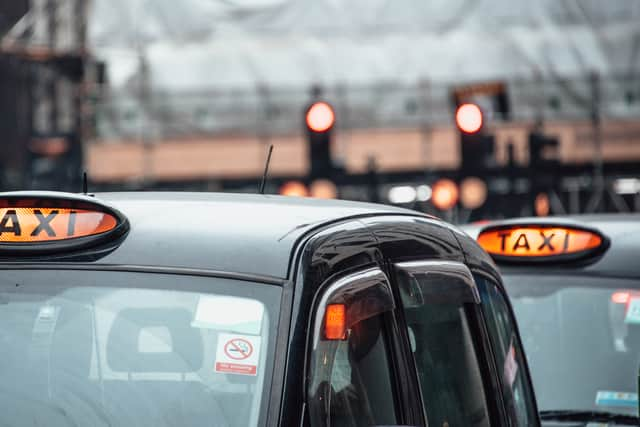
top-left (215, 333), bottom-right (261, 376)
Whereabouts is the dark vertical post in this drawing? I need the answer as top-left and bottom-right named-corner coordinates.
top-left (366, 156), bottom-right (379, 203)
top-left (47, 0), bottom-right (57, 138)
top-left (591, 71), bottom-right (603, 212)
top-left (73, 0), bottom-right (88, 191)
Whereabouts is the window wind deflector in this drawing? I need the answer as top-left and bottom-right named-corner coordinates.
top-left (312, 267), bottom-right (395, 348)
top-left (395, 261), bottom-right (480, 304)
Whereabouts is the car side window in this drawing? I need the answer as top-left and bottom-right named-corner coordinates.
top-left (307, 268), bottom-right (399, 427)
top-left (475, 275), bottom-right (538, 426)
top-left (324, 314), bottom-right (397, 426)
top-left (395, 261), bottom-right (493, 427)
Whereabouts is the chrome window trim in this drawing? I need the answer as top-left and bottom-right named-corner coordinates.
top-left (311, 267), bottom-right (394, 350)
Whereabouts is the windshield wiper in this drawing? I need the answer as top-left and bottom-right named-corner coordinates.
top-left (540, 409), bottom-right (639, 425)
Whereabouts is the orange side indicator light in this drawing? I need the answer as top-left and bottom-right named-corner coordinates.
top-left (477, 225), bottom-right (606, 261)
top-left (324, 304), bottom-right (347, 340)
top-left (0, 208), bottom-right (118, 242)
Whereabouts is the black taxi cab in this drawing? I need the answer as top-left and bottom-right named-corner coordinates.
top-left (463, 215), bottom-right (640, 426)
top-left (0, 191), bottom-right (539, 427)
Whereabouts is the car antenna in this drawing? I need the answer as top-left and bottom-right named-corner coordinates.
top-left (82, 171), bottom-right (88, 194)
top-left (259, 144), bottom-right (274, 195)
top-left (82, 171), bottom-right (94, 197)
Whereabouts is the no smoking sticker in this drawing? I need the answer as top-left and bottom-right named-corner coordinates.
top-left (215, 333), bottom-right (261, 376)
top-left (225, 338), bottom-right (253, 360)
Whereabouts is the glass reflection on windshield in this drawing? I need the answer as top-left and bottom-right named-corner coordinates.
top-left (503, 275), bottom-right (640, 416)
top-left (0, 272), bottom-right (280, 427)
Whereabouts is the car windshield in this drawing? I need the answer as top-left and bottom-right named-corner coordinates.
top-left (0, 270), bottom-right (281, 427)
top-left (503, 273), bottom-right (640, 416)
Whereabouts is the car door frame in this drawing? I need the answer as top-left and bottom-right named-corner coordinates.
top-left (386, 259), bottom-right (510, 426)
top-left (471, 267), bottom-right (541, 426)
top-left (303, 264), bottom-right (427, 427)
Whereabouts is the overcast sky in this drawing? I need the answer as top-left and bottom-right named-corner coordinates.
top-left (88, 0), bottom-right (640, 89)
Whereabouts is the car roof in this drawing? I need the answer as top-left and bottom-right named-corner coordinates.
top-left (461, 214), bottom-right (640, 278)
top-left (85, 192), bottom-right (420, 280)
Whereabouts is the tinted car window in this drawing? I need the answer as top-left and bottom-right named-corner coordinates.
top-left (308, 314), bottom-right (399, 427)
top-left (503, 274), bottom-right (640, 416)
top-left (475, 275), bottom-right (538, 426)
top-left (0, 270), bottom-right (281, 427)
top-left (396, 270), bottom-right (491, 427)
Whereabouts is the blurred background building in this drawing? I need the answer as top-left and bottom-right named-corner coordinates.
top-left (1, 0), bottom-right (640, 222)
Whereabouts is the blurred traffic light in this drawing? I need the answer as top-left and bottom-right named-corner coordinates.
top-left (455, 103), bottom-right (495, 173)
top-left (280, 179), bottom-right (338, 199)
top-left (451, 81), bottom-right (509, 175)
top-left (456, 103), bottom-right (483, 134)
top-left (460, 177), bottom-right (487, 210)
top-left (280, 181), bottom-right (309, 197)
top-left (451, 81), bottom-right (511, 121)
top-left (310, 179), bottom-right (337, 199)
top-left (306, 102), bottom-right (335, 132)
top-left (305, 96), bottom-right (336, 179)
top-left (432, 179), bottom-right (459, 211)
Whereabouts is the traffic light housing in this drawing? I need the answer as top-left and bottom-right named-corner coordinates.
top-left (305, 101), bottom-right (335, 179)
top-left (455, 103), bottom-right (495, 173)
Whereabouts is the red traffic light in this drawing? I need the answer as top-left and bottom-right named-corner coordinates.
top-left (455, 103), bottom-right (483, 134)
top-left (306, 102), bottom-right (335, 132)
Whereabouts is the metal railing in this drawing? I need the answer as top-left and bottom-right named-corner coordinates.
top-left (91, 72), bottom-right (640, 141)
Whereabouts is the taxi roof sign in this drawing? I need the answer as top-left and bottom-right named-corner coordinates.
top-left (477, 223), bottom-right (608, 263)
top-left (0, 192), bottom-right (128, 254)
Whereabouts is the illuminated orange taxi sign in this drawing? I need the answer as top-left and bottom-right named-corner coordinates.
top-left (477, 225), bottom-right (607, 262)
top-left (0, 195), bottom-right (127, 253)
top-left (0, 208), bottom-right (117, 242)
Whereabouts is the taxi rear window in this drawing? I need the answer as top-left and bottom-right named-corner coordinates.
top-left (0, 270), bottom-right (281, 427)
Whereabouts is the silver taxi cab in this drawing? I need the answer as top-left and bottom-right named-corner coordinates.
top-left (0, 191), bottom-right (539, 426)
